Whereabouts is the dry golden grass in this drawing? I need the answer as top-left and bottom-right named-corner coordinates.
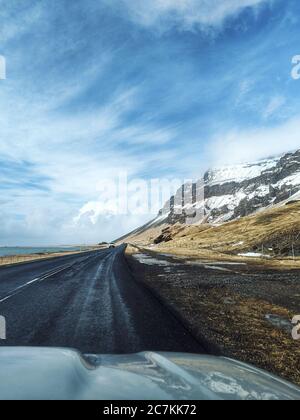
top-left (117, 223), bottom-right (170, 246)
top-left (159, 202), bottom-right (300, 252)
top-left (165, 285), bottom-right (300, 385)
top-left (124, 202), bottom-right (300, 269)
top-left (0, 247), bottom-right (103, 267)
top-left (125, 244), bottom-right (140, 255)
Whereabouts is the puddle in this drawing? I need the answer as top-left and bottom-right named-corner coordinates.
top-left (207, 262), bottom-right (247, 266)
top-left (186, 261), bottom-right (236, 272)
top-left (223, 297), bottom-right (236, 305)
top-left (238, 253), bottom-right (272, 259)
top-left (204, 265), bottom-right (232, 272)
top-left (134, 254), bottom-right (179, 267)
top-left (187, 261), bottom-right (247, 267)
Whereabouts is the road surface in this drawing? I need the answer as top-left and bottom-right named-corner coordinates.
top-left (0, 246), bottom-right (204, 354)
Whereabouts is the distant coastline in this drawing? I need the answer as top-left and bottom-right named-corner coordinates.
top-left (0, 246), bottom-right (83, 258)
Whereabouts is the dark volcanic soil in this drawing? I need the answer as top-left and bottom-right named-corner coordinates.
top-left (126, 249), bottom-right (300, 386)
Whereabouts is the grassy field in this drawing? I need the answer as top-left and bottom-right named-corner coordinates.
top-left (124, 201), bottom-right (300, 269)
top-left (0, 246), bottom-right (105, 267)
top-left (124, 203), bottom-right (300, 385)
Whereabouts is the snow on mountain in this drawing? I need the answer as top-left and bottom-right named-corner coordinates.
top-left (206, 159), bottom-right (279, 186)
top-left (154, 149), bottom-right (300, 227)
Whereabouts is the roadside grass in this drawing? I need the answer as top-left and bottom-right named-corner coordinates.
top-left (127, 251), bottom-right (300, 386)
top-left (0, 246), bottom-right (104, 267)
top-left (163, 284), bottom-right (300, 386)
top-left (124, 202), bottom-right (300, 269)
top-left (124, 202), bottom-right (300, 385)
top-left (0, 253), bottom-right (73, 267)
top-left (157, 202), bottom-right (300, 254)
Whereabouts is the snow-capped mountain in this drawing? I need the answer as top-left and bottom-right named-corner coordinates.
top-left (157, 149), bottom-right (300, 226)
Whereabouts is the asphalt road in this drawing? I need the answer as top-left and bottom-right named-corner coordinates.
top-left (0, 246), bottom-right (204, 354)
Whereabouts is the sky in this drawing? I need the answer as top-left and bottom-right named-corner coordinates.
top-left (0, 0), bottom-right (300, 245)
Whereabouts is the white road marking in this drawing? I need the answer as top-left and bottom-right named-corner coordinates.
top-left (0, 253), bottom-right (99, 304)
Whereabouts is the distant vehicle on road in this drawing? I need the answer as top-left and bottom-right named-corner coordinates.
top-left (109, 244), bottom-right (115, 249)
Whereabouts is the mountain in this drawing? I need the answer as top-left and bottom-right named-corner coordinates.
top-left (160, 149), bottom-right (300, 225)
top-left (167, 200), bottom-right (300, 256)
top-left (118, 149), bottom-right (300, 247)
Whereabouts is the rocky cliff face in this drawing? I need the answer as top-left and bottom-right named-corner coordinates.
top-left (157, 149), bottom-right (300, 226)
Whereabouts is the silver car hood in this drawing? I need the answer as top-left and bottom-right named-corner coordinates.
top-left (0, 348), bottom-right (299, 400)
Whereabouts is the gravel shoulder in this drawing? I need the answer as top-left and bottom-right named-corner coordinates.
top-left (126, 247), bottom-right (300, 386)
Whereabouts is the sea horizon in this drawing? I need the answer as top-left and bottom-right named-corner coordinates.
top-left (0, 246), bottom-right (86, 257)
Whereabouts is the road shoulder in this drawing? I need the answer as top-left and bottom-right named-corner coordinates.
top-left (0, 247), bottom-right (106, 268)
top-left (125, 246), bottom-right (300, 386)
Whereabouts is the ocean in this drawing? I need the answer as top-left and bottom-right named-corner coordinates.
top-left (0, 247), bottom-right (83, 257)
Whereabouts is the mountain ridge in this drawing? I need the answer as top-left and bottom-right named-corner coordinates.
top-left (118, 149), bottom-right (300, 246)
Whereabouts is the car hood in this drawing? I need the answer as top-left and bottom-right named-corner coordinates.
top-left (0, 348), bottom-right (299, 400)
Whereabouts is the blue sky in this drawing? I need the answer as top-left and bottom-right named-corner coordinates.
top-left (0, 0), bottom-right (300, 245)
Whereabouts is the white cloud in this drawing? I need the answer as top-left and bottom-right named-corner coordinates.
top-left (235, 79), bottom-right (256, 105)
top-left (0, 0), bottom-right (289, 245)
top-left (0, 72), bottom-right (179, 244)
top-left (263, 95), bottom-right (286, 119)
top-left (117, 0), bottom-right (271, 30)
top-left (208, 116), bottom-right (300, 166)
top-left (0, 2), bottom-right (44, 44)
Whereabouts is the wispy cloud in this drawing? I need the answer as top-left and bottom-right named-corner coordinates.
top-left (0, 1), bottom-right (43, 44)
top-left (0, 0), bottom-right (299, 245)
top-left (114, 0), bottom-right (272, 30)
top-left (263, 95), bottom-right (286, 119)
top-left (208, 116), bottom-right (300, 166)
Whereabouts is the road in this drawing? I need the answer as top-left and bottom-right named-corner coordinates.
top-left (0, 246), bottom-right (204, 354)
